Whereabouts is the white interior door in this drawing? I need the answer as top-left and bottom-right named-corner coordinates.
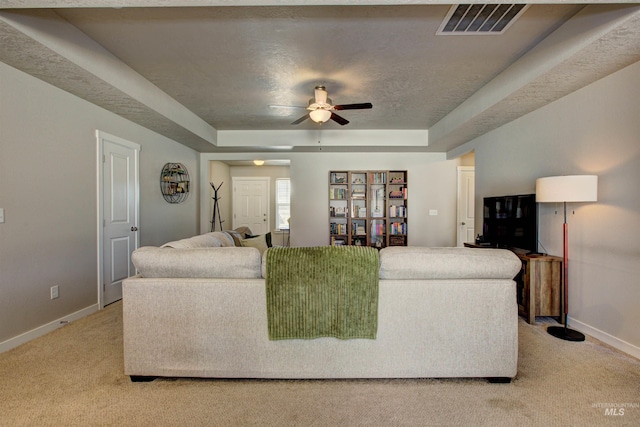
top-left (457, 166), bottom-right (475, 247)
top-left (232, 177), bottom-right (269, 234)
top-left (98, 131), bottom-right (139, 308)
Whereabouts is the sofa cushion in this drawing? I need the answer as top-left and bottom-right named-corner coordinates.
top-left (210, 232), bottom-right (236, 247)
top-left (379, 247), bottom-right (521, 280)
top-left (132, 246), bottom-right (262, 278)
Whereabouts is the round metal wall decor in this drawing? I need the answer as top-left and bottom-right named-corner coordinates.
top-left (160, 162), bottom-right (190, 204)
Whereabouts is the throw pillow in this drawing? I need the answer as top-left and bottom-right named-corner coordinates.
top-left (241, 233), bottom-right (270, 255)
top-left (233, 226), bottom-right (253, 239)
top-left (246, 232), bottom-right (272, 247)
top-left (224, 230), bottom-right (244, 247)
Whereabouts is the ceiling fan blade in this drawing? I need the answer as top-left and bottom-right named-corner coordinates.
top-left (291, 113), bottom-right (310, 125)
top-left (333, 103), bottom-right (373, 110)
top-left (269, 104), bottom-right (307, 109)
top-left (330, 112), bottom-right (349, 126)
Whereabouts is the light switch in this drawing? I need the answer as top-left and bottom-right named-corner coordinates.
top-left (0, 208), bottom-right (4, 223)
top-left (429, 209), bottom-right (438, 216)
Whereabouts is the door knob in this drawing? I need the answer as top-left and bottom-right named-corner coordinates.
top-left (131, 226), bottom-right (138, 231)
top-left (461, 222), bottom-right (466, 226)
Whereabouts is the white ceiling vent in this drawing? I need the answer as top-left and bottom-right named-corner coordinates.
top-left (437, 4), bottom-right (529, 35)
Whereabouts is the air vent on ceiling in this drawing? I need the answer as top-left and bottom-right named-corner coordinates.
top-left (437, 4), bottom-right (529, 35)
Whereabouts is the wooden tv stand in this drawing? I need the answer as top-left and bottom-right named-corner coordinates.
top-left (464, 244), bottom-right (563, 324)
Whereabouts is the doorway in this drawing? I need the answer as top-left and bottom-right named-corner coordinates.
top-left (232, 177), bottom-right (270, 235)
top-left (96, 131), bottom-right (140, 308)
top-left (457, 166), bottom-right (475, 246)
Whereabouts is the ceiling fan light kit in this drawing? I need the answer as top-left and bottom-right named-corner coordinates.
top-left (289, 85), bottom-right (372, 126)
top-left (309, 109), bottom-right (332, 123)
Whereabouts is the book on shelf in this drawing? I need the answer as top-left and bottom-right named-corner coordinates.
top-left (389, 222), bottom-right (407, 235)
top-left (330, 222), bottom-right (348, 235)
top-left (389, 205), bottom-right (406, 218)
top-left (351, 189), bottom-right (366, 198)
top-left (368, 172), bottom-right (386, 184)
top-left (329, 188), bottom-right (347, 199)
top-left (371, 221), bottom-right (386, 237)
top-left (352, 221), bottom-right (366, 236)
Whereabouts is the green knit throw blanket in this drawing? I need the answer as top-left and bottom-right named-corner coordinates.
top-left (266, 246), bottom-right (379, 340)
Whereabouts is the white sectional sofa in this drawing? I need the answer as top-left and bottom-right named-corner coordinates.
top-left (123, 232), bottom-right (522, 382)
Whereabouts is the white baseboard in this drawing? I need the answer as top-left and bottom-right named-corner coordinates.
top-left (571, 317), bottom-right (640, 360)
top-left (0, 304), bottom-right (99, 354)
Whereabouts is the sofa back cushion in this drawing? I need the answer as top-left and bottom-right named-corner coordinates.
top-left (132, 246), bottom-right (262, 278)
top-left (161, 232), bottom-right (235, 249)
top-left (379, 247), bottom-right (521, 280)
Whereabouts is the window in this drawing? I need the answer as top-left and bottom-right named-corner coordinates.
top-left (275, 178), bottom-right (291, 230)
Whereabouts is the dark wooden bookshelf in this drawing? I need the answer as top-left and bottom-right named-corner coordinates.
top-left (329, 170), bottom-right (407, 248)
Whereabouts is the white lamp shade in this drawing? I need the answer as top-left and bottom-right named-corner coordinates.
top-left (309, 109), bottom-right (332, 123)
top-left (536, 175), bottom-right (598, 203)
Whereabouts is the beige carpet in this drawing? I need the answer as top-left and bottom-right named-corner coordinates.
top-left (0, 302), bottom-right (638, 427)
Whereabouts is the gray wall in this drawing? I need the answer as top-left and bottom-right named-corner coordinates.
top-left (0, 62), bottom-right (199, 346)
top-left (456, 60), bottom-right (640, 356)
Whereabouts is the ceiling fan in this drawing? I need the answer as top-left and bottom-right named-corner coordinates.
top-left (277, 85), bottom-right (372, 126)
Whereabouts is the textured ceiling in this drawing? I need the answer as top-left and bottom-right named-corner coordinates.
top-left (1, 1), bottom-right (640, 153)
top-left (53, 5), bottom-right (578, 131)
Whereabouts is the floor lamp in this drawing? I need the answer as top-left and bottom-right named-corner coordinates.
top-left (535, 175), bottom-right (598, 342)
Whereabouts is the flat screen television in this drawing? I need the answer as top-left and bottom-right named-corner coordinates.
top-left (482, 194), bottom-right (537, 253)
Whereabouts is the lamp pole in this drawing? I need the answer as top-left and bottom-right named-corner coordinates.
top-left (547, 201), bottom-right (586, 341)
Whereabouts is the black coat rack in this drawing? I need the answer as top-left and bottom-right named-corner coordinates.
top-left (210, 182), bottom-right (225, 232)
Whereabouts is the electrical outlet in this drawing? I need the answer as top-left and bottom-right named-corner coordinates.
top-left (50, 285), bottom-right (59, 300)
